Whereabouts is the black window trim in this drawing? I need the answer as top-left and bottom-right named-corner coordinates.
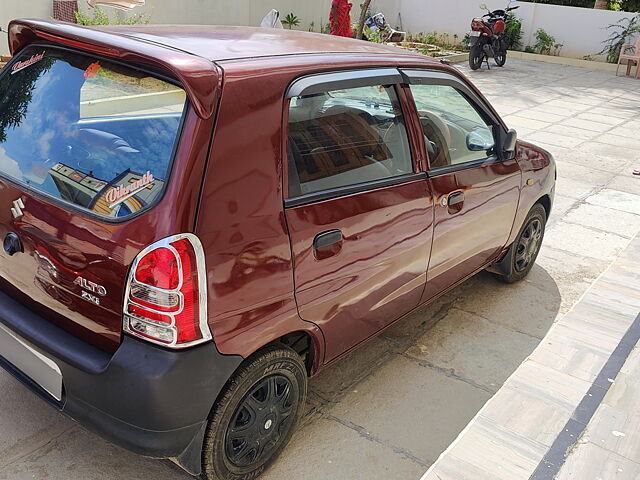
top-left (284, 172), bottom-right (427, 209)
top-left (400, 68), bottom-right (509, 176)
top-left (0, 42), bottom-right (189, 225)
top-left (285, 68), bottom-right (403, 99)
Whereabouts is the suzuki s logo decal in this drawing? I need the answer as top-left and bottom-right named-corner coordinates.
top-left (11, 199), bottom-right (25, 219)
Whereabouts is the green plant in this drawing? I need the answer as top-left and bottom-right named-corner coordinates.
top-left (75, 6), bottom-right (149, 25)
top-left (534, 28), bottom-right (556, 55)
top-left (282, 13), bottom-right (301, 30)
top-left (597, 15), bottom-right (640, 63)
top-left (505, 13), bottom-right (523, 50)
top-left (365, 28), bottom-right (386, 43)
top-left (524, 45), bottom-right (536, 53)
top-left (308, 21), bottom-right (315, 32)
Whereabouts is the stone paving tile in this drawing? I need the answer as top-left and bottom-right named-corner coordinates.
top-left (555, 442), bottom-right (640, 480)
top-left (0, 375), bottom-right (74, 470)
top-left (479, 385), bottom-right (573, 447)
top-left (543, 124), bottom-right (600, 141)
top-left (404, 308), bottom-right (540, 392)
top-left (586, 188), bottom-right (640, 215)
top-left (526, 131), bottom-right (585, 149)
top-left (608, 176), bottom-right (640, 196)
top-left (505, 359), bottom-right (593, 413)
top-left (327, 354), bottom-right (492, 465)
top-left (427, 416), bottom-right (548, 480)
top-left (561, 203), bottom-right (640, 238)
top-left (0, 425), bottom-right (187, 480)
top-left (543, 221), bottom-right (630, 261)
top-left (451, 269), bottom-right (561, 338)
top-left (260, 418), bottom-right (426, 480)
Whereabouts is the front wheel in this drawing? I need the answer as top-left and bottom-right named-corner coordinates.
top-left (490, 204), bottom-right (546, 283)
top-left (201, 346), bottom-right (308, 480)
top-left (494, 39), bottom-right (508, 66)
top-left (469, 44), bottom-right (484, 70)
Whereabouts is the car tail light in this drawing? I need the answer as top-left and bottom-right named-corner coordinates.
top-left (123, 233), bottom-right (212, 348)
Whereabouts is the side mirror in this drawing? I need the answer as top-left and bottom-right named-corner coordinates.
top-left (479, 3), bottom-right (488, 9)
top-left (503, 128), bottom-right (518, 159)
top-left (467, 129), bottom-right (495, 152)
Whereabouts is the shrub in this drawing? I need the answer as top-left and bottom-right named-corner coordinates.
top-left (505, 13), bottom-right (523, 50)
top-left (75, 6), bottom-right (149, 25)
top-left (534, 28), bottom-right (556, 54)
top-left (597, 15), bottom-right (640, 63)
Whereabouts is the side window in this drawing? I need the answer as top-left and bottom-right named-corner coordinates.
top-left (287, 84), bottom-right (413, 197)
top-left (409, 84), bottom-right (495, 170)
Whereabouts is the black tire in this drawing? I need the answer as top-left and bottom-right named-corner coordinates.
top-left (491, 204), bottom-right (546, 284)
top-left (494, 39), bottom-right (508, 67)
top-left (469, 44), bottom-right (484, 70)
top-left (201, 346), bottom-right (308, 480)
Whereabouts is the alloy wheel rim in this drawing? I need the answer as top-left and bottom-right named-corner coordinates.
top-left (225, 374), bottom-right (297, 468)
top-left (514, 218), bottom-right (542, 272)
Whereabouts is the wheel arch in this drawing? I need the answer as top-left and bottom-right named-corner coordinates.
top-left (536, 194), bottom-right (552, 222)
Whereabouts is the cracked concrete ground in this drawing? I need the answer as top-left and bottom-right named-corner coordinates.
top-left (1, 59), bottom-right (639, 479)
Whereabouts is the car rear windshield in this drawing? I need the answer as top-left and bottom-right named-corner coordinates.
top-left (0, 46), bottom-right (187, 219)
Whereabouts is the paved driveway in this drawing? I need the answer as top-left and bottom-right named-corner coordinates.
top-left (1, 59), bottom-right (639, 479)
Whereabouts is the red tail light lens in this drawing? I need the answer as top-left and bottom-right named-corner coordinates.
top-left (134, 247), bottom-right (179, 289)
top-left (123, 234), bottom-right (211, 348)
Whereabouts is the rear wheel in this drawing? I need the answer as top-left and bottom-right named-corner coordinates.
top-left (202, 346), bottom-right (307, 480)
top-left (490, 204), bottom-right (546, 283)
top-left (495, 39), bottom-right (508, 66)
top-left (469, 44), bottom-right (484, 70)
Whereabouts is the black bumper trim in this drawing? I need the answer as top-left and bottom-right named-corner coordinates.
top-left (0, 289), bottom-right (243, 475)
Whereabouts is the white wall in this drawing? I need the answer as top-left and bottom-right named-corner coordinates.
top-left (75, 0), bottom-right (334, 31)
top-left (371, 0), bottom-right (637, 60)
top-left (0, 0), bottom-right (636, 60)
top-left (0, 0), bottom-right (335, 55)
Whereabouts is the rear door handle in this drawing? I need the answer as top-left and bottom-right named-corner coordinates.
top-left (447, 191), bottom-right (465, 206)
top-left (313, 229), bottom-right (343, 250)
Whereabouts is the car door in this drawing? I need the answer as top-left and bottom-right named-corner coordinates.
top-left (401, 70), bottom-right (521, 302)
top-left (284, 69), bottom-right (434, 363)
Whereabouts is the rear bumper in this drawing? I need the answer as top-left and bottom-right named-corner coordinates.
top-left (0, 289), bottom-right (242, 475)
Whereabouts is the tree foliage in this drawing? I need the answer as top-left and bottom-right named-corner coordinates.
top-left (0, 58), bottom-right (55, 143)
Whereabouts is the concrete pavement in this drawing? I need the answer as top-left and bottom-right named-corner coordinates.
top-left (0, 58), bottom-right (638, 479)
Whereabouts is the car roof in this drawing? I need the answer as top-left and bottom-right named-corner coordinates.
top-left (8, 20), bottom-right (439, 120)
top-left (93, 25), bottom-right (428, 63)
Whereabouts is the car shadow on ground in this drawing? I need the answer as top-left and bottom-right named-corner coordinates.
top-left (0, 266), bottom-right (560, 479)
top-left (267, 265), bottom-right (563, 474)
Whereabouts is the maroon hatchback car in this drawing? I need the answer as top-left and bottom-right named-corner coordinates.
top-left (0, 19), bottom-right (554, 479)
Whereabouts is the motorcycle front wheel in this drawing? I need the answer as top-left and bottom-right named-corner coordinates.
top-left (495, 40), bottom-right (508, 67)
top-left (469, 44), bottom-right (484, 70)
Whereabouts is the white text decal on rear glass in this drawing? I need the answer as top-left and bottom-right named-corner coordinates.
top-left (105, 171), bottom-right (154, 209)
top-left (11, 51), bottom-right (46, 75)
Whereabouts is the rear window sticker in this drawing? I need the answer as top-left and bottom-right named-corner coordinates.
top-left (105, 171), bottom-right (154, 208)
top-left (11, 51), bottom-right (46, 75)
top-left (84, 62), bottom-right (101, 79)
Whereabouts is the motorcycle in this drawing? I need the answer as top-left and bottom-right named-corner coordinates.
top-left (468, 1), bottom-right (519, 70)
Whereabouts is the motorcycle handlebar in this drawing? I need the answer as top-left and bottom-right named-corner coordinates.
top-left (507, 6), bottom-right (520, 10)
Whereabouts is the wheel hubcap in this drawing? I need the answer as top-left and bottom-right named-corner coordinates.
top-left (225, 375), bottom-right (297, 468)
top-left (515, 218), bottom-right (542, 272)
